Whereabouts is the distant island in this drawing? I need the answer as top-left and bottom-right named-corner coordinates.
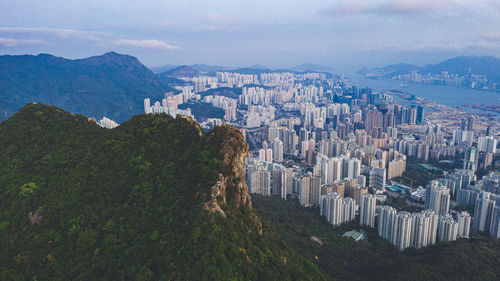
top-left (359, 56), bottom-right (500, 91)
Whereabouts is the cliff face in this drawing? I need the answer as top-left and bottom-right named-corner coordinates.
top-left (203, 125), bottom-right (257, 229)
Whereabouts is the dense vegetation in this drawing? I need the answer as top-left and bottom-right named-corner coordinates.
top-left (396, 156), bottom-right (462, 187)
top-left (199, 87), bottom-right (243, 99)
top-left (253, 195), bottom-right (500, 281)
top-left (178, 102), bottom-right (225, 121)
top-left (156, 73), bottom-right (189, 86)
top-left (0, 52), bottom-right (175, 122)
top-left (0, 103), bottom-right (321, 280)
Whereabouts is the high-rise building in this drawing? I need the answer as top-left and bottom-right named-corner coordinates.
top-left (144, 98), bottom-right (152, 113)
top-left (321, 192), bottom-right (341, 225)
top-left (346, 158), bottom-right (362, 179)
top-left (350, 185), bottom-right (368, 206)
top-left (395, 212), bottom-right (413, 251)
top-left (360, 194), bottom-right (376, 227)
top-left (320, 192), bottom-right (357, 227)
top-left (369, 167), bottom-right (386, 190)
top-left (271, 138), bottom-right (284, 162)
top-left (342, 197), bottom-right (357, 224)
top-left (460, 118), bottom-right (467, 131)
top-left (457, 211), bottom-right (471, 238)
top-left (474, 191), bottom-right (496, 233)
top-left (478, 136), bottom-right (497, 154)
top-left (377, 207), bottom-right (440, 250)
top-left (416, 105), bottom-right (424, 124)
top-left (283, 168), bottom-right (295, 197)
top-left (411, 210), bottom-right (439, 249)
top-left (364, 110), bottom-right (383, 134)
top-left (271, 167), bottom-right (283, 198)
top-left (467, 115), bottom-right (474, 131)
top-left (330, 180), bottom-right (345, 197)
top-left (490, 206), bottom-right (500, 239)
top-left (249, 170), bottom-right (271, 196)
top-left (377, 205), bottom-right (397, 240)
top-left (388, 158), bottom-right (406, 180)
top-left (266, 148), bottom-right (273, 163)
top-left (425, 181), bottom-right (450, 215)
top-left (463, 147), bottom-right (479, 171)
top-left (310, 175), bottom-right (322, 206)
top-left (299, 175), bottom-right (311, 206)
top-left (438, 215), bottom-right (458, 242)
top-left (258, 149), bottom-right (266, 161)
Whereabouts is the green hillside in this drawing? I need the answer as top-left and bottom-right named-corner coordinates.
top-left (0, 103), bottom-right (321, 281)
top-left (253, 195), bottom-right (500, 281)
top-left (0, 52), bottom-right (176, 122)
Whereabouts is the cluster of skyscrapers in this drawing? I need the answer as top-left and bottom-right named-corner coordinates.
top-left (141, 68), bottom-right (499, 250)
top-left (377, 206), bottom-right (471, 251)
top-left (143, 87), bottom-right (195, 119)
top-left (474, 191), bottom-right (500, 238)
top-left (320, 192), bottom-right (357, 226)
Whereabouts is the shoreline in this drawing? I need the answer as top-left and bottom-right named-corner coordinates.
top-left (362, 76), bottom-right (500, 93)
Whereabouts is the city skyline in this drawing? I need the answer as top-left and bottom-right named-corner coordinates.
top-left (2, 1), bottom-right (500, 279)
top-left (2, 1), bottom-right (500, 71)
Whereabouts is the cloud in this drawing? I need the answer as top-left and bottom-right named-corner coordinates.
top-left (0, 37), bottom-right (47, 47)
top-left (204, 12), bottom-right (227, 25)
top-left (482, 32), bottom-right (500, 42)
top-left (0, 27), bottom-right (178, 51)
top-left (322, 0), bottom-right (453, 17)
top-left (196, 12), bottom-right (244, 32)
top-left (0, 27), bottom-right (105, 41)
top-left (361, 39), bottom-right (500, 52)
top-left (114, 39), bottom-right (178, 50)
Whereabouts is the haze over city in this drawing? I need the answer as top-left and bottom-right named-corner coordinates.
top-left (2, 0), bottom-right (500, 71)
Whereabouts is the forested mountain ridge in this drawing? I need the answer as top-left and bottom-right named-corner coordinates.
top-left (0, 103), bottom-right (322, 280)
top-left (0, 52), bottom-right (175, 122)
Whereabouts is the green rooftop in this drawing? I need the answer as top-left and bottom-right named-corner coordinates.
top-left (343, 230), bottom-right (365, 241)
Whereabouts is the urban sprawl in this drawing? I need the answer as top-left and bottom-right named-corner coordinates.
top-left (102, 69), bottom-right (500, 252)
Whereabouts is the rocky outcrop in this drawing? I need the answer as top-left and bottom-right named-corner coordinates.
top-left (203, 125), bottom-right (261, 233)
top-left (28, 210), bottom-right (43, 226)
top-left (203, 173), bottom-right (228, 218)
top-left (177, 115), bottom-right (203, 136)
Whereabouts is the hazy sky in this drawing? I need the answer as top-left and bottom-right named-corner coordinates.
top-left (1, 0), bottom-right (500, 71)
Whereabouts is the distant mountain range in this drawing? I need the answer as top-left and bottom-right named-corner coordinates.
top-left (160, 65), bottom-right (200, 78)
top-left (290, 63), bottom-right (334, 72)
top-left (149, 64), bottom-right (179, 74)
top-left (152, 63), bottom-right (334, 76)
top-left (359, 63), bottom-right (418, 77)
top-left (360, 56), bottom-right (500, 85)
top-left (0, 52), bottom-right (175, 122)
top-left (150, 64), bottom-right (230, 74)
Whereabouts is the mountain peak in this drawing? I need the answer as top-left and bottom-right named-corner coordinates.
top-left (291, 63), bottom-right (333, 72)
top-left (161, 65), bottom-right (200, 78)
top-left (0, 52), bottom-right (173, 122)
top-left (0, 103), bottom-right (319, 280)
top-left (248, 64), bottom-right (269, 70)
top-left (81, 51), bottom-right (141, 66)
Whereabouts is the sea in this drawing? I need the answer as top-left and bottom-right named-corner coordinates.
top-left (348, 73), bottom-right (500, 113)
